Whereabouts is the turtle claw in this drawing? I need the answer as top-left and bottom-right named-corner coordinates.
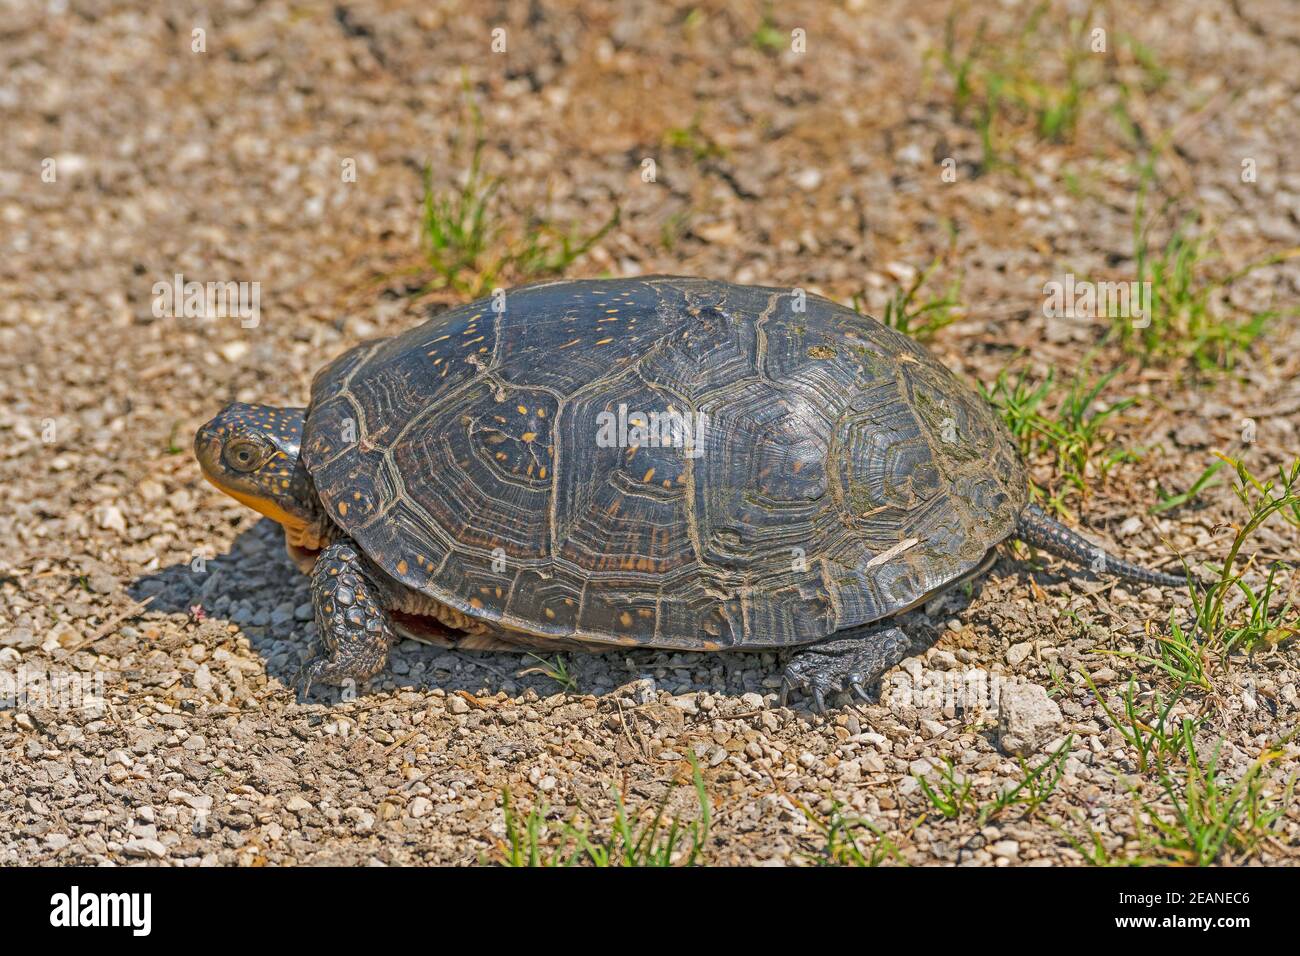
top-left (811, 686), bottom-right (828, 714)
top-left (780, 675), bottom-right (828, 713)
top-left (294, 658), bottom-right (328, 702)
top-left (780, 625), bottom-right (911, 712)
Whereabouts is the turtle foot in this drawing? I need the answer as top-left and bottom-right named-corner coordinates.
top-left (298, 539), bottom-right (395, 700)
top-left (780, 625), bottom-right (911, 713)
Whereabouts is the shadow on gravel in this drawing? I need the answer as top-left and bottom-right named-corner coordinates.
top-left (129, 518), bottom-right (978, 709)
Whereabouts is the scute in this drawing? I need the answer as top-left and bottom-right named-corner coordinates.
top-left (302, 277), bottom-right (1027, 650)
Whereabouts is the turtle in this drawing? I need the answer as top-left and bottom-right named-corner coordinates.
top-left (194, 276), bottom-right (1184, 709)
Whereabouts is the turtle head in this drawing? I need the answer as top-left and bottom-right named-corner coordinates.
top-left (194, 403), bottom-right (325, 544)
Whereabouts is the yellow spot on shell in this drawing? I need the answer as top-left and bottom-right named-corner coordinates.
top-left (643, 468), bottom-right (655, 482)
top-left (397, 560), bottom-right (408, 574)
top-left (594, 337), bottom-right (613, 345)
top-left (338, 502), bottom-right (348, 516)
top-left (521, 432), bottom-right (537, 442)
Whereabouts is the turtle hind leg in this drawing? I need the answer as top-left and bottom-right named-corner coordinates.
top-left (781, 624), bottom-right (911, 713)
top-left (298, 539), bottom-right (396, 699)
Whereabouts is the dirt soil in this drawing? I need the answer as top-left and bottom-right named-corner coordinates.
top-left (1, 0), bottom-right (1298, 865)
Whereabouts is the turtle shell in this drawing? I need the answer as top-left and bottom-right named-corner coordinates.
top-left (301, 277), bottom-right (1027, 650)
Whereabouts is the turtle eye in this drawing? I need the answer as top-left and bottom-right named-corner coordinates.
top-left (224, 438), bottom-right (269, 472)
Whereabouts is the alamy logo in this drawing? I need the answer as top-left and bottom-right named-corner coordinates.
top-left (1, 666), bottom-right (105, 710)
top-left (152, 272), bottom-right (261, 328)
top-left (49, 886), bottom-right (151, 936)
top-left (1043, 274), bottom-right (1151, 327)
top-left (595, 404), bottom-right (708, 458)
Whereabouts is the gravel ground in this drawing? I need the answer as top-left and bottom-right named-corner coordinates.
top-left (1, 0), bottom-right (1298, 865)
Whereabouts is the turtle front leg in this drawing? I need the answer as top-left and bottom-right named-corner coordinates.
top-left (781, 624), bottom-right (912, 713)
top-left (298, 539), bottom-right (396, 698)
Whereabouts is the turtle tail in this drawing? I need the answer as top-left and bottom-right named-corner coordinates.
top-left (1015, 504), bottom-right (1186, 589)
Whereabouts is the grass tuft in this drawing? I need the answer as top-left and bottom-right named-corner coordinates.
top-left (660, 115), bottom-right (727, 163)
top-left (916, 739), bottom-right (1073, 827)
top-left (1149, 460), bottom-right (1225, 515)
top-left (1190, 455), bottom-right (1300, 654)
top-left (982, 363), bottom-right (1140, 514)
top-left (421, 93), bottom-right (619, 298)
top-left (938, 2), bottom-right (1098, 171)
top-left (1090, 457), bottom-right (1298, 689)
top-left (519, 653), bottom-right (579, 694)
top-left (496, 757), bottom-right (711, 866)
top-left (1072, 724), bottom-right (1296, 866)
top-left (1066, 675), bottom-right (1295, 865)
top-left (853, 250), bottom-right (965, 343)
top-left (1109, 159), bottom-right (1298, 371)
top-left (799, 803), bottom-right (901, 867)
top-left (750, 3), bottom-right (785, 54)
